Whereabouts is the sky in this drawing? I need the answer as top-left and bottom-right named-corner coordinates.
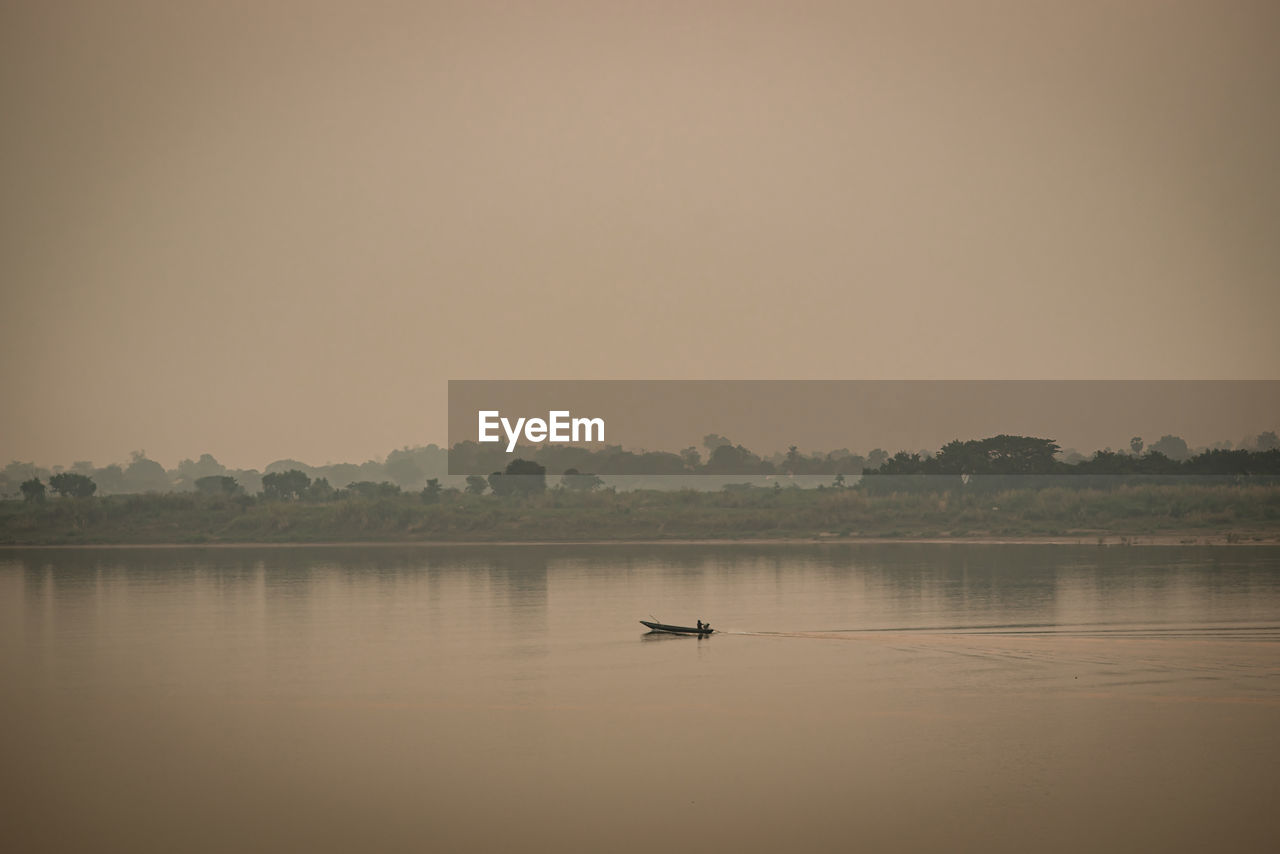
top-left (3, 1), bottom-right (1278, 469)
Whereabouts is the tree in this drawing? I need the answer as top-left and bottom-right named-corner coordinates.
top-left (229, 468), bottom-right (263, 496)
top-left (992, 435), bottom-right (1058, 473)
top-left (49, 472), bottom-right (97, 498)
top-left (421, 478), bottom-right (442, 504)
top-left (1257, 431), bottom-right (1279, 452)
top-left (866, 449), bottom-right (889, 470)
top-left (488, 459), bottom-right (546, 496)
top-left (702, 434), bottom-right (732, 452)
top-left (704, 444), bottom-right (770, 475)
top-left (261, 469), bottom-right (311, 500)
top-left (874, 451), bottom-right (925, 474)
top-left (1082, 449), bottom-right (1130, 474)
top-left (177, 454), bottom-right (227, 487)
top-left (561, 468), bottom-right (603, 491)
top-left (465, 475), bottom-right (489, 495)
top-left (384, 447), bottom-right (427, 488)
top-left (822, 452), bottom-right (863, 476)
top-left (305, 478), bottom-right (335, 500)
top-left (92, 464), bottom-right (127, 494)
top-left (5, 461), bottom-right (46, 482)
top-left (597, 450), bottom-right (687, 475)
top-left (1148, 434), bottom-right (1190, 461)
top-left (924, 436), bottom-right (1061, 475)
top-left (124, 451), bottom-right (171, 493)
top-left (1130, 436), bottom-right (1144, 456)
top-left (345, 481), bottom-right (400, 498)
top-left (20, 478), bottom-right (45, 503)
top-left (195, 475), bottom-right (241, 496)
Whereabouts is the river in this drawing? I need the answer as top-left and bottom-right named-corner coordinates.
top-left (2, 543), bottom-right (1277, 852)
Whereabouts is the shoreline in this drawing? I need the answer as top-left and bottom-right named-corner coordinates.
top-left (3, 533), bottom-right (1278, 549)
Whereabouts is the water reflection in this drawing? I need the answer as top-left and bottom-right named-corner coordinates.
top-left (9, 543), bottom-right (1279, 642)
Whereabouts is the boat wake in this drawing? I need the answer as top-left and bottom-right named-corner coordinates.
top-left (727, 621), bottom-right (1280, 641)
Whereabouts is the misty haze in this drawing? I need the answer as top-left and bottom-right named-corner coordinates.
top-left (3, 2), bottom-right (1278, 853)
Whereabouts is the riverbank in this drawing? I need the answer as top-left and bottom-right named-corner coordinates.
top-left (3, 482), bottom-right (1278, 546)
top-left (4, 533), bottom-right (1279, 549)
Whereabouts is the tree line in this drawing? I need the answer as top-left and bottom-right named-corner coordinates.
top-left (448, 430), bottom-right (1280, 478)
top-left (863, 434), bottom-right (1280, 476)
top-left (1, 446), bottom-right (454, 500)
top-left (6, 430), bottom-right (1280, 502)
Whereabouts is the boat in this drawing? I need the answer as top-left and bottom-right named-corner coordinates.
top-left (640, 620), bottom-right (713, 635)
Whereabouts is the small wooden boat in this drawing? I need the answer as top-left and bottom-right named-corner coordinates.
top-left (641, 620), bottom-right (713, 635)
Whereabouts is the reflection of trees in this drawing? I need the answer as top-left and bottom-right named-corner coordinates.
top-left (846, 544), bottom-right (1068, 614)
top-left (485, 548), bottom-right (550, 600)
top-left (6, 543), bottom-right (1257, 645)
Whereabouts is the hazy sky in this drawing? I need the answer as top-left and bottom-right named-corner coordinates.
top-left (3, 1), bottom-right (1278, 469)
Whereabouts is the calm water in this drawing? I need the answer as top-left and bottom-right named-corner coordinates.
top-left (2, 544), bottom-right (1278, 853)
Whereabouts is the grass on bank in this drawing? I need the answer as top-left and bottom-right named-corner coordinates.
top-left (2, 483), bottom-right (1279, 545)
